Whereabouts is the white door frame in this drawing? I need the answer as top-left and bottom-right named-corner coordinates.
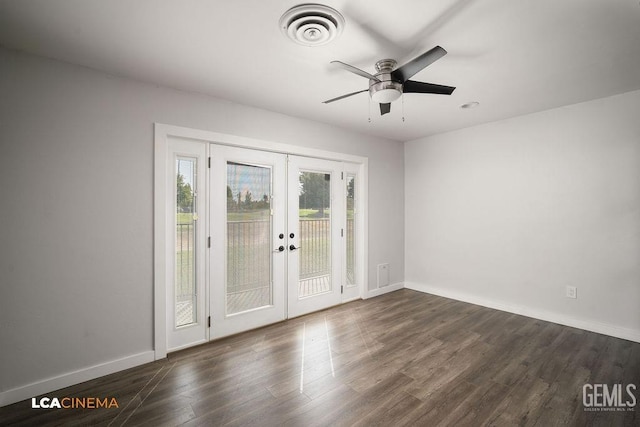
top-left (154, 123), bottom-right (368, 360)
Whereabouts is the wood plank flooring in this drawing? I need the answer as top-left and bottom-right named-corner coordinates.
top-left (1, 289), bottom-right (638, 426)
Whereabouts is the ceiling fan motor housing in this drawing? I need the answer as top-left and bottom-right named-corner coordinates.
top-left (369, 59), bottom-right (403, 103)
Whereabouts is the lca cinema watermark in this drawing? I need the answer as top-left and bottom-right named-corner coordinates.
top-left (583, 383), bottom-right (637, 412)
top-left (31, 396), bottom-right (119, 409)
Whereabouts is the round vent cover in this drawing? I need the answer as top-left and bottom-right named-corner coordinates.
top-left (279, 4), bottom-right (345, 46)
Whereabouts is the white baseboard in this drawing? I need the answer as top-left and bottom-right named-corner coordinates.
top-left (405, 282), bottom-right (640, 344)
top-left (0, 351), bottom-right (155, 408)
top-left (364, 282), bottom-right (405, 299)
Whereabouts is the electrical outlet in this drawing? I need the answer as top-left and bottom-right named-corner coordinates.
top-left (566, 286), bottom-right (577, 299)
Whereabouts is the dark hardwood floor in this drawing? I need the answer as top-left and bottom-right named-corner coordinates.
top-left (2, 289), bottom-right (638, 426)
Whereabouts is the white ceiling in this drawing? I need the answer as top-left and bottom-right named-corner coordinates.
top-left (1, 0), bottom-right (639, 142)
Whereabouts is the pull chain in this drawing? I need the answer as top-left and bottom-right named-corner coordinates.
top-left (368, 98), bottom-right (371, 123)
top-left (402, 95), bottom-right (405, 122)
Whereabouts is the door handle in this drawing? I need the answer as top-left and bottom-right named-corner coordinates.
top-left (273, 246), bottom-right (285, 252)
top-left (289, 245), bottom-right (301, 251)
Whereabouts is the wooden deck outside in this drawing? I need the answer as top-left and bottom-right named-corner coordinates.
top-left (177, 274), bottom-right (332, 324)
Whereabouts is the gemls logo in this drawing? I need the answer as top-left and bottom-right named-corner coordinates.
top-left (583, 384), bottom-right (637, 412)
top-left (31, 397), bottom-right (119, 409)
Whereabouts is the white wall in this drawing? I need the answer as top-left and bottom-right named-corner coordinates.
top-left (0, 47), bottom-right (404, 401)
top-left (405, 89), bottom-right (640, 341)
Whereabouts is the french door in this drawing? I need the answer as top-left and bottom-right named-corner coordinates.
top-left (209, 145), bottom-right (287, 339)
top-left (287, 155), bottom-right (343, 318)
top-left (166, 140), bottom-right (361, 350)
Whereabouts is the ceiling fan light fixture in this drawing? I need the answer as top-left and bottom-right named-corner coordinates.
top-left (371, 88), bottom-right (402, 104)
top-left (279, 4), bottom-right (345, 46)
top-left (369, 80), bottom-right (403, 104)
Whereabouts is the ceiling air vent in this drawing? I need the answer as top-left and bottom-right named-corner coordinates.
top-left (279, 4), bottom-right (345, 46)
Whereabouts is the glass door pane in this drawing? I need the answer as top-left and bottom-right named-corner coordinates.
top-left (226, 162), bottom-right (272, 314)
top-left (346, 174), bottom-right (356, 287)
top-left (176, 158), bottom-right (197, 327)
top-left (298, 171), bottom-right (332, 297)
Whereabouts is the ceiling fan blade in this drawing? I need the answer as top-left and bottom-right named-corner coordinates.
top-left (323, 89), bottom-right (369, 104)
top-left (331, 61), bottom-right (381, 82)
top-left (391, 46), bottom-right (448, 83)
top-left (380, 103), bottom-right (391, 115)
top-left (403, 80), bottom-right (456, 95)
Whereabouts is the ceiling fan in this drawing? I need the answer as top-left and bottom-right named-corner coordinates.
top-left (323, 45), bottom-right (456, 115)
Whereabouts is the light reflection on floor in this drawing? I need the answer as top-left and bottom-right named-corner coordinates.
top-left (299, 315), bottom-right (337, 393)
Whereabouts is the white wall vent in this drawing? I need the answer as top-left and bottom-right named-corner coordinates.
top-left (377, 263), bottom-right (390, 288)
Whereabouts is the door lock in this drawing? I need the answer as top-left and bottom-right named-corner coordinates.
top-left (274, 246), bottom-right (285, 252)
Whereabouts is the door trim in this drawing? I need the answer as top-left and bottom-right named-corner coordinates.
top-left (154, 123), bottom-right (368, 359)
